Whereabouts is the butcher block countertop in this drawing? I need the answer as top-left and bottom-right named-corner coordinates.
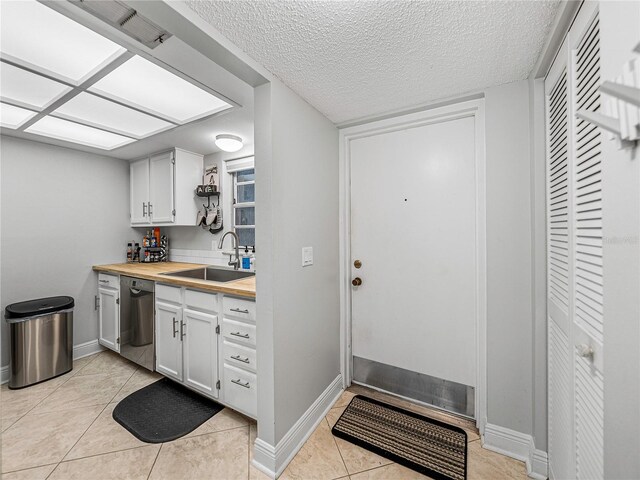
top-left (93, 262), bottom-right (256, 299)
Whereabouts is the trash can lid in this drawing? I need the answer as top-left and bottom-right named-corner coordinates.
top-left (5, 296), bottom-right (74, 319)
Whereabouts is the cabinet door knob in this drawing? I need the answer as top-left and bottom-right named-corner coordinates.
top-left (172, 318), bottom-right (178, 338)
top-left (143, 202), bottom-right (147, 216)
top-left (352, 277), bottom-right (363, 287)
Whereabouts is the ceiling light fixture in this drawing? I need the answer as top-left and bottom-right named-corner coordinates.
top-left (215, 134), bottom-right (243, 152)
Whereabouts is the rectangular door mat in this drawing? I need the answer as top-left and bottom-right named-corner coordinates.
top-left (332, 395), bottom-right (467, 480)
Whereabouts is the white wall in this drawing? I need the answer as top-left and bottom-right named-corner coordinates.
top-left (254, 78), bottom-right (340, 448)
top-left (600, 2), bottom-right (640, 478)
top-left (1, 136), bottom-right (136, 368)
top-left (484, 81), bottom-right (536, 436)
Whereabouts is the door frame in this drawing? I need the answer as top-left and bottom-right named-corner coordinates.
top-left (338, 98), bottom-right (487, 433)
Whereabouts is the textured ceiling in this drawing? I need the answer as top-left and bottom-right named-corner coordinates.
top-left (186, 0), bottom-right (561, 124)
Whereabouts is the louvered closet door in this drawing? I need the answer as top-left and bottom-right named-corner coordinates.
top-left (546, 3), bottom-right (605, 480)
top-left (570, 5), bottom-right (604, 479)
top-left (546, 38), bottom-right (574, 480)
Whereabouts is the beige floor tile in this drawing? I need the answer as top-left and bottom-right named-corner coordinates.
top-left (0, 464), bottom-right (57, 480)
top-left (350, 463), bottom-right (431, 479)
top-left (280, 420), bottom-right (348, 480)
top-left (30, 372), bottom-right (130, 414)
top-left (77, 351), bottom-right (138, 378)
top-left (49, 445), bottom-right (160, 480)
top-left (184, 407), bottom-right (250, 438)
top-left (2, 416), bottom-right (20, 432)
top-left (334, 390), bottom-right (357, 408)
top-left (64, 402), bottom-right (147, 460)
top-left (1, 405), bottom-right (104, 473)
top-left (1, 384), bottom-right (57, 420)
top-left (467, 441), bottom-right (527, 480)
top-left (111, 367), bottom-right (162, 402)
top-left (149, 427), bottom-right (249, 480)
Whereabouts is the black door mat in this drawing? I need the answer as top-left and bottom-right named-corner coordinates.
top-left (113, 377), bottom-right (224, 443)
top-left (332, 395), bottom-right (467, 480)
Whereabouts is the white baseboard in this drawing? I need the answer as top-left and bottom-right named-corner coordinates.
top-left (73, 339), bottom-right (105, 360)
top-left (0, 339), bottom-right (104, 385)
top-left (483, 423), bottom-right (548, 479)
top-left (253, 374), bottom-right (343, 479)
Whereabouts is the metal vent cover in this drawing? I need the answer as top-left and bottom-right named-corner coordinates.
top-left (69, 0), bottom-right (172, 49)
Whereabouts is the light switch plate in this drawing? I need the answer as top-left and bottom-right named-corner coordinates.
top-left (302, 246), bottom-right (313, 267)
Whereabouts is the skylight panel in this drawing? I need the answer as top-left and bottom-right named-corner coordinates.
top-left (0, 103), bottom-right (37, 129)
top-left (53, 92), bottom-right (175, 139)
top-left (25, 116), bottom-right (135, 150)
top-left (0, 0), bottom-right (126, 84)
top-left (0, 63), bottom-right (72, 109)
top-left (89, 56), bottom-right (232, 124)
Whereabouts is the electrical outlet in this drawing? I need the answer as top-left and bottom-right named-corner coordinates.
top-left (302, 247), bottom-right (313, 267)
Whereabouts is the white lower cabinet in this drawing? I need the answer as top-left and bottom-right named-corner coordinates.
top-left (223, 364), bottom-right (257, 416)
top-left (155, 286), bottom-right (218, 398)
top-left (154, 285), bottom-right (256, 418)
top-left (97, 273), bottom-right (120, 353)
top-left (155, 301), bottom-right (183, 382)
top-left (221, 296), bottom-right (257, 418)
top-left (183, 308), bottom-right (218, 396)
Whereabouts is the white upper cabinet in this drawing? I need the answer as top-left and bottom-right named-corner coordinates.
top-left (130, 148), bottom-right (202, 226)
top-left (130, 158), bottom-right (150, 224)
top-left (149, 151), bottom-right (175, 223)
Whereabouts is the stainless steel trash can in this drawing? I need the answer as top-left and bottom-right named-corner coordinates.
top-left (5, 296), bottom-right (74, 389)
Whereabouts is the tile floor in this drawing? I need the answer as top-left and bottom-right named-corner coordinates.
top-left (1, 351), bottom-right (527, 479)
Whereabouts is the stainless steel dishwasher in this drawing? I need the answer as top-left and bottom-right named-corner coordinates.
top-left (120, 276), bottom-right (155, 371)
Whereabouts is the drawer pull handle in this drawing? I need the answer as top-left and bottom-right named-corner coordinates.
top-left (99, 279), bottom-right (110, 283)
top-left (231, 354), bottom-right (250, 364)
top-left (230, 332), bottom-right (250, 339)
top-left (230, 308), bottom-right (250, 314)
top-left (231, 378), bottom-right (251, 389)
top-left (172, 318), bottom-right (178, 338)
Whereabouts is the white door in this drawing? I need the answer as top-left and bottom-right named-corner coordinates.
top-left (98, 286), bottom-right (119, 353)
top-left (546, 4), bottom-right (604, 479)
top-left (131, 158), bottom-right (150, 225)
top-left (350, 115), bottom-right (477, 415)
top-left (149, 151), bottom-right (175, 223)
top-left (155, 301), bottom-right (183, 381)
top-left (183, 308), bottom-right (218, 397)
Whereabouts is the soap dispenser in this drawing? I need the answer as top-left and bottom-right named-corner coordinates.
top-left (241, 246), bottom-right (251, 270)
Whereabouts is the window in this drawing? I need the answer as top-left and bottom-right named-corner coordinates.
top-left (233, 168), bottom-right (255, 248)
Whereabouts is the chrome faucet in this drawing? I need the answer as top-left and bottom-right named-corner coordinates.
top-left (218, 231), bottom-right (240, 270)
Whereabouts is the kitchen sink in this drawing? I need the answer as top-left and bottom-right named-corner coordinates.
top-left (161, 267), bottom-right (255, 283)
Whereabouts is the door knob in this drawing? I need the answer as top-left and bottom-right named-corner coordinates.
top-left (577, 344), bottom-right (594, 359)
top-left (352, 277), bottom-right (362, 287)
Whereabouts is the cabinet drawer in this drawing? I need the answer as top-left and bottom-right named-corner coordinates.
top-left (222, 318), bottom-right (256, 347)
top-left (223, 364), bottom-right (257, 418)
top-left (98, 273), bottom-right (119, 289)
top-left (223, 341), bottom-right (256, 373)
top-left (156, 283), bottom-right (182, 304)
top-left (185, 289), bottom-right (218, 313)
top-left (223, 296), bottom-right (256, 322)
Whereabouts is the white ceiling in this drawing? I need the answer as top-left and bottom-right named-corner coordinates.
top-left (186, 0), bottom-right (562, 125)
